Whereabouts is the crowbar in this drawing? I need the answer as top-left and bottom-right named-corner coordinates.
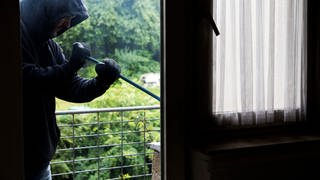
top-left (85, 56), bottom-right (161, 102)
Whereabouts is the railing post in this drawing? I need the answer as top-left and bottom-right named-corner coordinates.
top-left (72, 113), bottom-right (75, 179)
top-left (143, 110), bottom-right (147, 180)
top-left (97, 112), bottom-right (101, 180)
top-left (120, 111), bottom-right (124, 179)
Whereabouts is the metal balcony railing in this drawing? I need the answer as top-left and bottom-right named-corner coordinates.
top-left (50, 105), bottom-right (161, 180)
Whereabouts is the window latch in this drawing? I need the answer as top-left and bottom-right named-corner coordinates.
top-left (205, 12), bottom-right (220, 36)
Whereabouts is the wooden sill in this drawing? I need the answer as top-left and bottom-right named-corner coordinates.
top-left (203, 132), bottom-right (320, 154)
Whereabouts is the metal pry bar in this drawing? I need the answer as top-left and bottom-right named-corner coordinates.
top-left (85, 56), bottom-right (161, 101)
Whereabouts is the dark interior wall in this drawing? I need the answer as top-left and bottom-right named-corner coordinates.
top-left (307, 0), bottom-right (320, 126)
top-left (163, 0), bottom-right (190, 178)
top-left (163, 0), bottom-right (216, 177)
top-left (0, 1), bottom-right (23, 180)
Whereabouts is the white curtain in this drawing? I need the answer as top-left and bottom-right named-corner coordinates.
top-left (212, 0), bottom-right (307, 126)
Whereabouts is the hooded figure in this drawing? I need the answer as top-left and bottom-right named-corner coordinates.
top-left (20, 0), bottom-right (121, 178)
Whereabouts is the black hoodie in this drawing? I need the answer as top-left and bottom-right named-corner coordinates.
top-left (20, 0), bottom-right (108, 177)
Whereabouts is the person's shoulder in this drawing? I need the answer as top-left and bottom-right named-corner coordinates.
top-left (48, 39), bottom-right (63, 53)
top-left (48, 39), bottom-right (60, 48)
top-left (20, 21), bottom-right (32, 48)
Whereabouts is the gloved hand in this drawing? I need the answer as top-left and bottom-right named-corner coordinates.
top-left (68, 42), bottom-right (90, 72)
top-left (95, 58), bottom-right (121, 87)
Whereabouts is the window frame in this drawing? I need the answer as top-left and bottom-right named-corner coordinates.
top-left (164, 0), bottom-right (320, 146)
top-left (163, 0), bottom-right (320, 179)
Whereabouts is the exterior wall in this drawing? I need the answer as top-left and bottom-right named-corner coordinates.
top-left (152, 151), bottom-right (161, 180)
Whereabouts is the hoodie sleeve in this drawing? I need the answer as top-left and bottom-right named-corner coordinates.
top-left (55, 75), bottom-right (109, 103)
top-left (48, 41), bottom-right (110, 103)
top-left (22, 39), bottom-right (110, 102)
top-left (20, 20), bottom-right (81, 90)
top-left (22, 44), bottom-right (76, 90)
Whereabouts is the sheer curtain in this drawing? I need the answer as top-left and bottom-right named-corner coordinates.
top-left (212, 0), bottom-right (307, 126)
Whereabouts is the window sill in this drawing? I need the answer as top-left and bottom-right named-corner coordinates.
top-left (192, 127), bottom-right (320, 180)
top-left (203, 133), bottom-right (320, 153)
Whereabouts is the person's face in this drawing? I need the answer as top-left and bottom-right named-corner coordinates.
top-left (51, 16), bottom-right (74, 38)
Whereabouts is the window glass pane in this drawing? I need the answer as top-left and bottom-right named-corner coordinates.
top-left (212, 0), bottom-right (307, 125)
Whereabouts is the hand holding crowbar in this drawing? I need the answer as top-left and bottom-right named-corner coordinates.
top-left (85, 56), bottom-right (161, 102)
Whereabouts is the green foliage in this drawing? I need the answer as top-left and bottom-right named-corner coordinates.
top-left (113, 49), bottom-right (160, 78)
top-left (55, 0), bottom-right (161, 80)
top-left (51, 162), bottom-right (71, 179)
top-left (53, 102), bottom-right (160, 179)
top-left (54, 0), bottom-right (161, 73)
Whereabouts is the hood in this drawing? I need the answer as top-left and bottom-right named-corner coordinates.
top-left (20, 0), bottom-right (89, 43)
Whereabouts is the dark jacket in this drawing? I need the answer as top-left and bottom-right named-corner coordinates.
top-left (20, 0), bottom-right (108, 177)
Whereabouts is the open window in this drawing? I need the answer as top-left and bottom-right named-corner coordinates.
top-left (51, 0), bottom-right (162, 179)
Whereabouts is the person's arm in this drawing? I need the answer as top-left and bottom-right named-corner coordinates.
top-left (55, 60), bottom-right (121, 103)
top-left (54, 75), bottom-right (108, 103)
top-left (22, 42), bottom-right (86, 90)
top-left (51, 43), bottom-right (121, 103)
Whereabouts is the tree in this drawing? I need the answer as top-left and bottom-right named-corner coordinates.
top-left (54, 0), bottom-right (161, 79)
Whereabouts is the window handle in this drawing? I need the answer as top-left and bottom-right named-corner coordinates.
top-left (205, 12), bottom-right (220, 36)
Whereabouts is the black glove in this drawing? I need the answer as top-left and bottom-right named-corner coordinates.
top-left (68, 42), bottom-right (90, 72)
top-left (95, 58), bottom-right (121, 87)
